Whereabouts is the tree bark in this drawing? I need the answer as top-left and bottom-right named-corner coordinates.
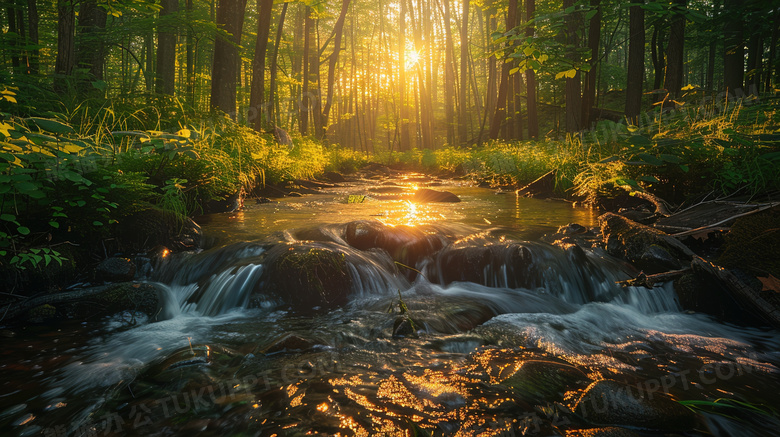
top-left (489, 0), bottom-right (517, 140)
top-left (625, 2), bottom-right (645, 123)
top-left (156, 0), bottom-right (178, 95)
top-left (722, 0), bottom-right (744, 95)
top-left (444, 0), bottom-right (456, 145)
top-left (458, 0), bottom-right (470, 144)
top-left (564, 0), bottom-right (582, 133)
top-left (767, 12), bottom-right (779, 92)
top-left (525, 0), bottom-right (538, 139)
top-left (249, 0), bottom-right (274, 132)
top-left (663, 0), bottom-right (686, 100)
top-left (269, 3), bottom-right (288, 128)
top-left (26, 0), bottom-right (39, 74)
top-left (320, 0), bottom-right (352, 140)
top-left (186, 0), bottom-right (195, 105)
top-left (745, 33), bottom-right (761, 94)
top-left (210, 0), bottom-right (248, 118)
top-left (581, 0), bottom-right (601, 129)
top-left (54, 0), bottom-right (75, 92)
top-left (651, 22), bottom-right (666, 98)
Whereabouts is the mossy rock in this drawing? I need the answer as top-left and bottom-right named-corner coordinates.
top-left (502, 359), bottom-right (590, 403)
top-left (717, 206), bottom-right (780, 279)
top-left (260, 245), bottom-right (352, 312)
top-left (58, 282), bottom-right (163, 320)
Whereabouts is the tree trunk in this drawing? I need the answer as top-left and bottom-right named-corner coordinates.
top-left (444, 0), bottom-right (456, 146)
top-left (489, 0), bottom-right (517, 140)
top-left (581, 0), bottom-right (601, 129)
top-left (308, 11), bottom-right (322, 138)
top-left (186, 0), bottom-right (195, 105)
top-left (54, 0), bottom-right (75, 92)
top-left (525, 0), bottom-right (538, 139)
top-left (458, 0), bottom-right (470, 144)
top-left (706, 40), bottom-right (715, 91)
top-left (663, 0), bottom-right (686, 100)
top-left (26, 0), bottom-right (38, 74)
top-left (6, 0), bottom-right (21, 70)
top-left (269, 3), bottom-right (288, 128)
top-left (321, 0), bottom-right (352, 140)
top-left (625, 2), bottom-right (645, 123)
top-left (156, 0), bottom-right (177, 95)
top-left (249, 0), bottom-right (274, 132)
top-left (745, 33), bottom-right (761, 94)
top-left (210, 0), bottom-right (248, 118)
top-left (564, 0), bottom-right (582, 133)
top-left (399, 0), bottom-right (410, 150)
top-left (651, 22), bottom-right (666, 97)
top-left (766, 12), bottom-right (779, 92)
top-left (723, 0), bottom-right (743, 95)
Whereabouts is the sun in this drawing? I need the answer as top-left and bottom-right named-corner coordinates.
top-left (405, 50), bottom-right (421, 70)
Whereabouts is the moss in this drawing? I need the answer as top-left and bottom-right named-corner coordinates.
top-left (717, 206), bottom-right (780, 278)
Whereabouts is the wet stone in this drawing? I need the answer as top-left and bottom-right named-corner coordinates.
top-left (572, 379), bottom-right (696, 431)
top-left (95, 257), bottom-right (137, 282)
top-left (565, 427), bottom-right (641, 437)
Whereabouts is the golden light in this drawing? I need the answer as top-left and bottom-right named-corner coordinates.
top-left (405, 50), bottom-right (421, 70)
top-left (316, 402), bottom-right (329, 412)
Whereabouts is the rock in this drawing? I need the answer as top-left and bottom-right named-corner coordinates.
top-left (370, 185), bottom-right (406, 194)
top-left (95, 257), bottom-right (137, 282)
top-left (322, 171), bottom-right (347, 182)
top-left (599, 213), bottom-right (694, 273)
top-left (259, 245), bottom-right (352, 312)
top-left (344, 220), bottom-right (445, 275)
top-left (503, 360), bottom-right (589, 403)
top-left (287, 191), bottom-right (303, 197)
top-left (206, 188), bottom-right (245, 213)
top-left (572, 380), bottom-right (696, 431)
top-left (392, 316), bottom-right (419, 338)
top-left (426, 244), bottom-right (535, 288)
top-left (565, 427), bottom-right (641, 437)
top-left (558, 223), bottom-right (588, 236)
top-left (262, 334), bottom-right (317, 353)
top-left (413, 188), bottom-right (460, 203)
top-left (256, 197), bottom-right (273, 204)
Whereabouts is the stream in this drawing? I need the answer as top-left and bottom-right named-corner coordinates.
top-left (2, 176), bottom-right (779, 436)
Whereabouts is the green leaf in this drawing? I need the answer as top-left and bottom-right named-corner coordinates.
top-left (629, 135), bottom-right (652, 146)
top-left (679, 164), bottom-right (689, 172)
top-left (0, 213), bottom-right (16, 221)
top-left (44, 254), bottom-right (52, 266)
top-left (17, 226), bottom-right (30, 235)
top-left (636, 153), bottom-right (664, 166)
top-left (93, 221), bottom-right (104, 226)
top-left (49, 221), bottom-right (60, 229)
top-left (659, 154), bottom-right (682, 164)
top-left (26, 117), bottom-right (76, 134)
top-left (638, 175), bottom-right (660, 183)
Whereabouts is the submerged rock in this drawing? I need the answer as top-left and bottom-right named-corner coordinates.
top-left (565, 427), bottom-right (641, 437)
top-left (572, 379), bottom-right (696, 431)
top-left (344, 220), bottom-right (445, 275)
top-left (426, 244), bottom-right (535, 288)
top-left (503, 360), bottom-right (589, 403)
top-left (413, 188), bottom-right (461, 203)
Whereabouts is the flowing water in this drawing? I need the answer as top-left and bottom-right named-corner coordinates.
top-left (2, 177), bottom-right (779, 437)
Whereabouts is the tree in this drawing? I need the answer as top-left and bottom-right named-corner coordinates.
top-left (156, 0), bottom-right (178, 95)
top-left (722, 0), bottom-right (744, 94)
top-left (459, 0), bottom-right (470, 143)
top-left (269, 3), bottom-right (288, 128)
top-left (525, 0), bottom-right (538, 139)
top-left (563, 0), bottom-right (582, 133)
top-left (626, 1), bottom-right (645, 122)
top-left (581, 0), bottom-right (600, 128)
top-left (663, 0), bottom-right (686, 100)
top-left (249, 0), bottom-right (274, 132)
top-left (211, 0), bottom-right (248, 117)
top-left (489, 0), bottom-right (517, 140)
top-left (443, 0), bottom-right (456, 145)
top-left (54, 0), bottom-right (75, 92)
top-left (320, 0), bottom-right (352, 140)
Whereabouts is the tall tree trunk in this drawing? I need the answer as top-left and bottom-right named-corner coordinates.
top-left (706, 41), bottom-right (715, 91)
top-left (581, 0), bottom-right (600, 129)
top-left (210, 0), bottom-right (248, 118)
top-left (54, 0), bottom-right (75, 92)
top-left (250, 0), bottom-right (274, 132)
top-left (26, 0), bottom-right (38, 74)
top-left (444, 0), bottom-right (456, 146)
top-left (663, 0), bottom-right (686, 101)
top-left (625, 1), bottom-right (645, 123)
top-left (489, 0), bottom-right (517, 140)
top-left (722, 0), bottom-right (743, 94)
top-left (269, 3), bottom-right (288, 128)
top-left (321, 0), bottom-right (352, 140)
top-left (766, 12), bottom-right (779, 92)
top-left (6, 0), bottom-right (21, 70)
top-left (399, 0), bottom-right (410, 150)
top-left (145, 30), bottom-right (154, 93)
top-left (308, 11), bottom-right (322, 138)
top-left (745, 33), bottom-right (761, 94)
top-left (564, 0), bottom-right (582, 133)
top-left (300, 7), bottom-right (313, 135)
top-left (156, 0), bottom-right (177, 95)
top-left (651, 22), bottom-right (666, 98)
top-left (186, 0), bottom-right (195, 105)
top-left (525, 0), bottom-right (538, 139)
top-left (458, 0), bottom-right (470, 143)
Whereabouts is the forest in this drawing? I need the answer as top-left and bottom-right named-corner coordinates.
top-left (1, 0), bottom-right (779, 274)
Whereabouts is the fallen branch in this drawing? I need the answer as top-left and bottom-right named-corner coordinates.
top-left (617, 268), bottom-right (691, 288)
top-left (672, 202), bottom-right (779, 238)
